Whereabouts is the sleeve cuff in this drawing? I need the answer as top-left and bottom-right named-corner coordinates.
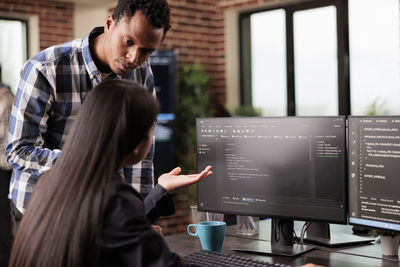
top-left (144, 184), bottom-right (175, 223)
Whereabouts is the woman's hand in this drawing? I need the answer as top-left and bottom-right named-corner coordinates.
top-left (151, 225), bottom-right (163, 236)
top-left (157, 166), bottom-right (213, 192)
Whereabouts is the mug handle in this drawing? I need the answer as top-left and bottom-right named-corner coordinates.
top-left (187, 224), bottom-right (198, 237)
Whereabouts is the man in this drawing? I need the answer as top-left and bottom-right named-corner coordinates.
top-left (0, 64), bottom-right (14, 267)
top-left (6, 0), bottom-right (171, 221)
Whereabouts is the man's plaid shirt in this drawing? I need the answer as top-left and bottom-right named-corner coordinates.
top-left (6, 27), bottom-right (156, 213)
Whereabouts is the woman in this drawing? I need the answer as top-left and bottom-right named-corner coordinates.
top-left (9, 79), bottom-right (212, 267)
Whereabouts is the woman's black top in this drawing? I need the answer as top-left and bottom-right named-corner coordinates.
top-left (100, 176), bottom-right (188, 266)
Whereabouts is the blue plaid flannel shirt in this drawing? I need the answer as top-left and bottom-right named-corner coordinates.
top-left (6, 27), bottom-right (156, 213)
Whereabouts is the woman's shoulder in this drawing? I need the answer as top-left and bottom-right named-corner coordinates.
top-left (103, 176), bottom-right (149, 235)
top-left (106, 177), bottom-right (144, 213)
top-left (108, 176), bottom-right (142, 197)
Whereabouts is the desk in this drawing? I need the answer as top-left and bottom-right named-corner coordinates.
top-left (165, 220), bottom-right (400, 267)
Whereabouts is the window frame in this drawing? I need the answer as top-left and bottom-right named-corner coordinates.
top-left (0, 17), bottom-right (29, 60)
top-left (239, 0), bottom-right (350, 115)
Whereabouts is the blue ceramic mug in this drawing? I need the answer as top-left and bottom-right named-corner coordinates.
top-left (187, 221), bottom-right (226, 252)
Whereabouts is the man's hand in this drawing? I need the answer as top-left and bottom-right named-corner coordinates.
top-left (157, 166), bottom-right (213, 192)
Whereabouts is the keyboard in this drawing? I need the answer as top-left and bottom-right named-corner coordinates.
top-left (183, 250), bottom-right (292, 267)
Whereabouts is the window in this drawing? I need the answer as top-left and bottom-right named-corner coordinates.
top-left (250, 9), bottom-right (287, 116)
top-left (0, 18), bottom-right (28, 94)
top-left (349, 0), bottom-right (400, 115)
top-left (293, 6), bottom-right (338, 115)
top-left (241, 0), bottom-right (400, 116)
top-left (240, 0), bottom-right (347, 116)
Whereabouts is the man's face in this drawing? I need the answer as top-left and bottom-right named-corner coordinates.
top-left (103, 11), bottom-right (164, 75)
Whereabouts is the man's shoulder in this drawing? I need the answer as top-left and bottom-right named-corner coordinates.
top-left (29, 38), bottom-right (84, 69)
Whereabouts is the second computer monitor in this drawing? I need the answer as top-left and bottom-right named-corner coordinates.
top-left (348, 116), bottom-right (400, 232)
top-left (196, 116), bottom-right (347, 224)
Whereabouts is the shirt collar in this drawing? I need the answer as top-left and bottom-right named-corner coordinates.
top-left (82, 27), bottom-right (108, 80)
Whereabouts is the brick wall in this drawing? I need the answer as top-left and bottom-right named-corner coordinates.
top-left (160, 0), bottom-right (225, 105)
top-left (0, 0), bottom-right (74, 51)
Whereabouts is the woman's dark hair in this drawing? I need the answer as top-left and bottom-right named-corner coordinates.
top-left (113, 0), bottom-right (171, 38)
top-left (9, 79), bottom-right (159, 267)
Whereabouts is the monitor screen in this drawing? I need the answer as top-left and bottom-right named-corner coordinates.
top-left (196, 116), bottom-right (347, 224)
top-left (348, 116), bottom-right (400, 232)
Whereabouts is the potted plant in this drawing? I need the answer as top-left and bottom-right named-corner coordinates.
top-left (175, 61), bottom-right (213, 175)
top-left (369, 229), bottom-right (399, 256)
top-left (175, 61), bottom-right (213, 203)
top-left (363, 97), bottom-right (387, 115)
top-left (233, 105), bottom-right (262, 117)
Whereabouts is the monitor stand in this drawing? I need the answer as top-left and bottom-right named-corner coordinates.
top-left (303, 222), bottom-right (374, 247)
top-left (233, 219), bottom-right (315, 256)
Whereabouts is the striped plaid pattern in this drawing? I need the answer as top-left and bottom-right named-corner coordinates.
top-left (6, 27), bottom-right (156, 213)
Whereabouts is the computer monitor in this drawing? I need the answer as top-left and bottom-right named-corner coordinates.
top-left (348, 116), bottom-right (400, 233)
top-left (196, 116), bottom-right (371, 256)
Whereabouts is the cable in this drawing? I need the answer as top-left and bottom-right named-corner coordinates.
top-left (299, 221), bottom-right (312, 245)
top-left (273, 219), bottom-right (281, 243)
top-left (293, 229), bottom-right (299, 242)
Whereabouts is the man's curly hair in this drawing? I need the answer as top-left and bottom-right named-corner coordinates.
top-left (113, 0), bottom-right (171, 38)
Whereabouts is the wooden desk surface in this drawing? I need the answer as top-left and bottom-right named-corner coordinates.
top-left (165, 220), bottom-right (400, 267)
